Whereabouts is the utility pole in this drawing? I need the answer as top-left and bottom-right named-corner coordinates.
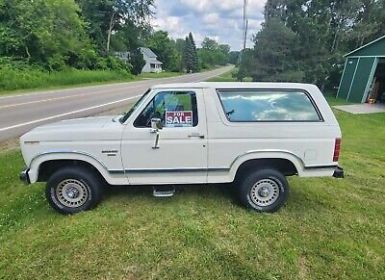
top-left (238, 0), bottom-right (248, 65)
top-left (242, 0), bottom-right (248, 50)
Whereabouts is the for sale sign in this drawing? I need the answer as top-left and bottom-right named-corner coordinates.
top-left (165, 111), bottom-right (193, 127)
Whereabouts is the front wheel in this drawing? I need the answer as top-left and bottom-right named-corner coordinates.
top-left (46, 167), bottom-right (104, 214)
top-left (238, 169), bottom-right (289, 213)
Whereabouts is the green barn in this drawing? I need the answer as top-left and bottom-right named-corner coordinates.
top-left (337, 35), bottom-right (385, 103)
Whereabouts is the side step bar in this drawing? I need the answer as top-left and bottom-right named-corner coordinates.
top-left (153, 186), bottom-right (175, 198)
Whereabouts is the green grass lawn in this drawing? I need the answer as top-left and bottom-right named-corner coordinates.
top-left (0, 70), bottom-right (183, 97)
top-left (207, 67), bottom-right (253, 82)
top-left (207, 68), bottom-right (237, 82)
top-left (1, 107), bottom-right (385, 279)
top-left (138, 71), bottom-right (183, 79)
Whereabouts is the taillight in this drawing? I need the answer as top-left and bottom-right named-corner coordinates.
top-left (333, 138), bottom-right (341, 162)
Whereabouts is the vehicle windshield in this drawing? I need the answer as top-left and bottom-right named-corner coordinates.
top-left (119, 89), bottom-right (151, 123)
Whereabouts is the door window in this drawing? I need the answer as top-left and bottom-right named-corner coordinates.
top-left (134, 91), bottom-right (198, 128)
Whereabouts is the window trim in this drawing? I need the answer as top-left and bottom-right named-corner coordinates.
top-left (215, 88), bottom-right (324, 123)
top-left (133, 90), bottom-right (199, 128)
top-left (120, 89), bottom-right (151, 124)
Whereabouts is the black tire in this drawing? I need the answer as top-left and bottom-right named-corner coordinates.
top-left (238, 169), bottom-right (289, 213)
top-left (45, 166), bottom-right (104, 214)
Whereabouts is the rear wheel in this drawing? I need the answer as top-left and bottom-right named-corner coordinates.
top-left (238, 169), bottom-right (289, 212)
top-left (46, 167), bottom-right (104, 214)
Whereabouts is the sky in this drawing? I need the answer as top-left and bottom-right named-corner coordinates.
top-left (151, 0), bottom-right (267, 51)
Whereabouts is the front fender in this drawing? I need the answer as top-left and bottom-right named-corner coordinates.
top-left (28, 151), bottom-right (116, 184)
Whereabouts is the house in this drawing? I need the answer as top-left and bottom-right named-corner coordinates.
top-left (114, 51), bottom-right (129, 63)
top-left (337, 35), bottom-right (385, 103)
top-left (140, 47), bottom-right (163, 73)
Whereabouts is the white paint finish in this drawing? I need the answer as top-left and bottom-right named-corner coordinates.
top-left (120, 88), bottom-right (208, 184)
top-left (20, 82), bottom-right (342, 186)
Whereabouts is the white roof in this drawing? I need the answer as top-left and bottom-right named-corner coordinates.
top-left (152, 82), bottom-right (318, 91)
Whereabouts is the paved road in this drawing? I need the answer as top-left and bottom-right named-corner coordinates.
top-left (0, 66), bottom-right (233, 141)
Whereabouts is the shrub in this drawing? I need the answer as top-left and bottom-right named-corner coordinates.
top-left (0, 60), bottom-right (133, 91)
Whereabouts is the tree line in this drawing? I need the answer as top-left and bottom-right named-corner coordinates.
top-left (138, 31), bottom-right (233, 74)
top-left (0, 0), bottom-right (153, 72)
top-left (238, 0), bottom-right (385, 90)
top-left (0, 0), bottom-right (232, 76)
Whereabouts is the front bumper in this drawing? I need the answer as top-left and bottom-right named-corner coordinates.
top-left (20, 168), bottom-right (31, 184)
top-left (333, 166), bottom-right (344, 178)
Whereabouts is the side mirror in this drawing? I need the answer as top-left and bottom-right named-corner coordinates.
top-left (151, 118), bottom-right (163, 130)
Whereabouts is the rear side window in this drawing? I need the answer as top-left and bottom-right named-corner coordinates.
top-left (217, 89), bottom-right (322, 122)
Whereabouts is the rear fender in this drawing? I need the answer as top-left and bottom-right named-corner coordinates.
top-left (228, 150), bottom-right (305, 181)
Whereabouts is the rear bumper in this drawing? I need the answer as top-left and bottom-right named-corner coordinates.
top-left (20, 168), bottom-right (31, 184)
top-left (333, 166), bottom-right (344, 178)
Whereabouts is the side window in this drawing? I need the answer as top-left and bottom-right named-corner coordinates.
top-left (134, 91), bottom-right (198, 127)
top-left (217, 89), bottom-right (322, 122)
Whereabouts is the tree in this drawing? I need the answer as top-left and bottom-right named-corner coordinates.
top-left (183, 37), bottom-right (193, 72)
top-left (198, 37), bottom-right (230, 68)
top-left (182, 33), bottom-right (199, 73)
top-left (188, 33), bottom-right (199, 72)
top-left (228, 51), bottom-right (240, 65)
top-left (146, 31), bottom-right (179, 71)
top-left (252, 18), bottom-right (304, 82)
top-left (175, 38), bottom-right (186, 71)
top-left (76, 0), bottom-right (154, 54)
top-left (201, 37), bottom-right (219, 51)
top-left (237, 49), bottom-right (254, 81)
top-left (130, 48), bottom-right (145, 75)
top-left (0, 0), bottom-right (91, 70)
top-left (246, 0), bottom-right (385, 89)
top-left (110, 21), bottom-right (149, 52)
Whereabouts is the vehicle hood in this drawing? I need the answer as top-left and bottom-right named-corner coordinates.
top-left (20, 116), bottom-right (122, 142)
top-left (34, 116), bottom-right (114, 130)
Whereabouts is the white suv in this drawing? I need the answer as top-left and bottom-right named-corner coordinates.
top-left (20, 82), bottom-right (344, 214)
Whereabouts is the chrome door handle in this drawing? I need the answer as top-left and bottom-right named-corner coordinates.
top-left (188, 133), bottom-right (205, 139)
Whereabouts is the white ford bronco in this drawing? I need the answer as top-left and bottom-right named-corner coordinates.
top-left (20, 82), bottom-right (344, 214)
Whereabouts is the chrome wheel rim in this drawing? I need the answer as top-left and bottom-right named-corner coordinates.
top-left (56, 179), bottom-right (89, 208)
top-left (250, 178), bottom-right (280, 207)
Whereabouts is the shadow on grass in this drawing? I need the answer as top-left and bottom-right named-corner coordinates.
top-left (287, 182), bottom-right (338, 214)
top-left (103, 183), bottom-right (241, 204)
top-left (102, 182), bottom-right (331, 214)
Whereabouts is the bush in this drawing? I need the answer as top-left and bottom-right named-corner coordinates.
top-left (0, 60), bottom-right (133, 91)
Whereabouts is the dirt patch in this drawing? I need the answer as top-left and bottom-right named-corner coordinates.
top-left (298, 256), bottom-right (309, 280)
top-left (0, 137), bottom-right (20, 153)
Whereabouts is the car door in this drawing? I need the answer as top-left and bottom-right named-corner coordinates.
top-left (120, 89), bottom-right (208, 185)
